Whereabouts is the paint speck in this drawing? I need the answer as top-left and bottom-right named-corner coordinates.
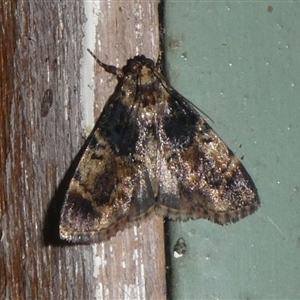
top-left (173, 238), bottom-right (187, 258)
top-left (181, 51), bottom-right (187, 60)
top-left (188, 229), bottom-right (195, 236)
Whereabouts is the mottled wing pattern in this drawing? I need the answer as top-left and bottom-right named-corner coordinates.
top-left (60, 94), bottom-right (156, 243)
top-left (155, 91), bottom-right (259, 224)
top-left (60, 51), bottom-right (260, 244)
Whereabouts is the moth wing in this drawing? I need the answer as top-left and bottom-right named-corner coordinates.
top-left (156, 95), bottom-right (260, 224)
top-left (59, 128), bottom-right (155, 243)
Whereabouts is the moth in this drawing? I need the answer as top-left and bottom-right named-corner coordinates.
top-left (59, 50), bottom-right (260, 243)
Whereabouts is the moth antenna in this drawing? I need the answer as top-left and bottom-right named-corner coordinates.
top-left (152, 69), bottom-right (214, 123)
top-left (87, 49), bottom-right (124, 78)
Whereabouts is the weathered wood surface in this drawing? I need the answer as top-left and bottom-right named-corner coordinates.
top-left (0, 1), bottom-right (166, 299)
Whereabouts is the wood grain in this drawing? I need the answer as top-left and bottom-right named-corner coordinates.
top-left (0, 1), bottom-right (166, 299)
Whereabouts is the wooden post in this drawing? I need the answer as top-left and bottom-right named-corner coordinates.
top-left (0, 1), bottom-right (166, 299)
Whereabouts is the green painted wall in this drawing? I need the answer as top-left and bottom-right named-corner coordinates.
top-left (164, 1), bottom-right (300, 299)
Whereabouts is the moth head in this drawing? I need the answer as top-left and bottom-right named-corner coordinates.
top-left (123, 55), bottom-right (155, 76)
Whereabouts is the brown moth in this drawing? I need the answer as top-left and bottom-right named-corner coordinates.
top-left (59, 50), bottom-right (259, 243)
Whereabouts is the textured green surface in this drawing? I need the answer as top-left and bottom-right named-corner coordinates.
top-left (164, 2), bottom-right (300, 299)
